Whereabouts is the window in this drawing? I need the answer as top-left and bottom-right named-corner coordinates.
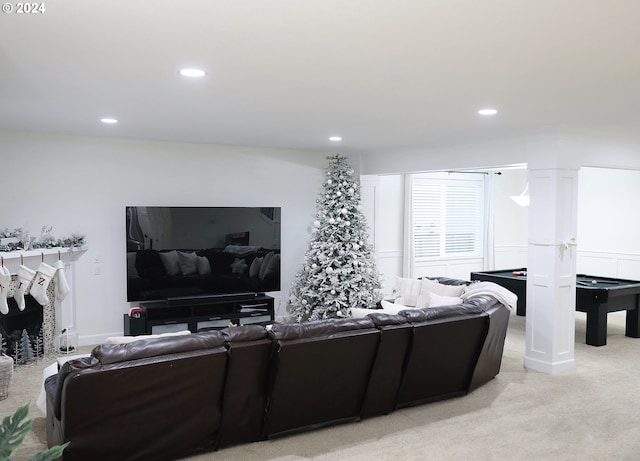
top-left (411, 173), bottom-right (484, 259)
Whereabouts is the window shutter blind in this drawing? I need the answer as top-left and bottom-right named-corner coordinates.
top-left (412, 175), bottom-right (483, 259)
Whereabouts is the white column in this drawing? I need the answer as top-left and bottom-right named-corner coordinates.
top-left (524, 138), bottom-right (580, 374)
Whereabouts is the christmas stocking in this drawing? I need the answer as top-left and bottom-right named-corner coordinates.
top-left (54, 259), bottom-right (70, 301)
top-left (30, 262), bottom-right (57, 306)
top-left (14, 265), bottom-right (36, 311)
top-left (0, 266), bottom-right (11, 315)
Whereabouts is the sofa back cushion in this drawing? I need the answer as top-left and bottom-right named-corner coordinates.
top-left (397, 314), bottom-right (489, 407)
top-left (60, 347), bottom-right (228, 461)
top-left (51, 356), bottom-right (100, 420)
top-left (268, 317), bottom-right (375, 341)
top-left (360, 312), bottom-right (412, 418)
top-left (218, 325), bottom-right (274, 448)
top-left (400, 303), bottom-right (487, 323)
top-left (221, 324), bottom-right (268, 342)
top-left (468, 304), bottom-right (510, 392)
top-left (265, 317), bottom-right (379, 438)
top-left (92, 330), bottom-right (225, 365)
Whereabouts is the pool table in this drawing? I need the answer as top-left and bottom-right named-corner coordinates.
top-left (470, 268), bottom-right (640, 346)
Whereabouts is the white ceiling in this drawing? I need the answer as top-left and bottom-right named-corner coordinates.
top-left (2, 0), bottom-right (640, 153)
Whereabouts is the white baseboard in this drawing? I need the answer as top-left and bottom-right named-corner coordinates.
top-left (79, 332), bottom-right (121, 347)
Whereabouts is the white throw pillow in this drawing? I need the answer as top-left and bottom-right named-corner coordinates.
top-left (394, 277), bottom-right (422, 306)
top-left (428, 293), bottom-right (463, 308)
top-left (351, 299), bottom-right (414, 319)
top-left (380, 299), bottom-right (413, 315)
top-left (350, 307), bottom-right (376, 319)
top-left (419, 278), bottom-right (465, 298)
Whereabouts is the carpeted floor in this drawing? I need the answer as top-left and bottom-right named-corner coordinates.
top-left (3, 312), bottom-right (640, 460)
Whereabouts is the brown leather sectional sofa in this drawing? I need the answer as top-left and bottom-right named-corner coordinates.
top-left (45, 286), bottom-right (510, 461)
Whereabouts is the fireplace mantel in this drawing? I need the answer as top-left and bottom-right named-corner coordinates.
top-left (1, 246), bottom-right (87, 346)
top-left (0, 246), bottom-right (87, 267)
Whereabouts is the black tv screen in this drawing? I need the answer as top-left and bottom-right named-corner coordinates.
top-left (126, 206), bottom-right (281, 302)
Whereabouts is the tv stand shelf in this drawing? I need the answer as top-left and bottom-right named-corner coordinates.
top-left (124, 293), bottom-right (275, 335)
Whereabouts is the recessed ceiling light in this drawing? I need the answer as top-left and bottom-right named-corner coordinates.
top-left (478, 108), bottom-right (497, 116)
top-left (179, 68), bottom-right (206, 77)
top-left (100, 118), bottom-right (118, 124)
top-left (329, 136), bottom-right (342, 142)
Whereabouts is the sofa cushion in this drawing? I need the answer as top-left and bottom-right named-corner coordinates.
top-left (269, 317), bottom-right (375, 341)
top-left (222, 324), bottom-right (268, 342)
top-left (366, 311), bottom-right (409, 327)
top-left (401, 303), bottom-right (486, 323)
top-left (92, 330), bottom-right (225, 365)
top-left (218, 324), bottom-right (273, 448)
top-left (49, 355), bottom-right (100, 420)
top-left (265, 317), bottom-right (380, 438)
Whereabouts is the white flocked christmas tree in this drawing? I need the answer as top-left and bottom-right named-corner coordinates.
top-left (288, 154), bottom-right (383, 322)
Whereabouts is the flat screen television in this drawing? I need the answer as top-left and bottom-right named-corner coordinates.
top-left (126, 206), bottom-right (281, 302)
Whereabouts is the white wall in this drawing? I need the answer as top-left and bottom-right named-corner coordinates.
top-left (361, 136), bottom-right (640, 290)
top-left (492, 169), bottom-right (529, 268)
top-left (362, 133), bottom-right (640, 176)
top-left (577, 167), bottom-right (640, 279)
top-left (491, 166), bottom-right (640, 279)
top-left (361, 138), bottom-right (529, 175)
top-left (0, 130), bottom-right (327, 344)
top-left (360, 174), bottom-right (404, 296)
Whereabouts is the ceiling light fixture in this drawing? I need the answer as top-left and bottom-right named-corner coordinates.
top-left (179, 68), bottom-right (206, 77)
top-left (478, 108), bottom-right (497, 116)
top-left (329, 136), bottom-right (342, 142)
top-left (100, 118), bottom-right (118, 124)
